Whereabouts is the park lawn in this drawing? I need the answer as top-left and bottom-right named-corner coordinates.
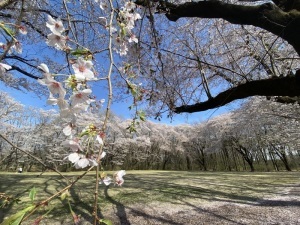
top-left (0, 171), bottom-right (299, 224)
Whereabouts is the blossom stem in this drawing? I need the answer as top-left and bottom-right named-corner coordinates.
top-left (93, 0), bottom-right (115, 223)
top-left (22, 166), bottom-right (95, 222)
top-left (0, 0), bottom-right (25, 61)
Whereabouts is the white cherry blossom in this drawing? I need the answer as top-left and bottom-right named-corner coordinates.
top-left (74, 157), bottom-right (98, 169)
top-left (11, 41), bottom-right (22, 54)
top-left (46, 15), bottom-right (65, 35)
top-left (66, 153), bottom-right (98, 169)
top-left (67, 152), bottom-right (81, 163)
top-left (0, 62), bottom-right (11, 75)
top-left (70, 89), bottom-right (93, 106)
top-left (46, 33), bottom-right (67, 50)
top-left (18, 26), bottom-right (27, 35)
top-left (72, 57), bottom-right (94, 81)
top-left (128, 34), bottom-right (138, 43)
top-left (56, 98), bottom-right (69, 110)
top-left (96, 135), bottom-right (104, 145)
top-left (100, 151), bottom-right (106, 159)
top-left (125, 1), bottom-right (136, 10)
top-left (71, 103), bottom-right (90, 113)
top-left (46, 93), bottom-right (58, 105)
top-left (114, 170), bottom-right (126, 186)
top-left (38, 63), bottom-right (50, 73)
top-left (63, 124), bottom-right (73, 136)
top-left (133, 12), bottom-right (141, 21)
top-left (99, 176), bottom-right (112, 186)
top-left (38, 68), bottom-right (66, 98)
top-left (62, 139), bottom-right (82, 152)
top-left (75, 158), bottom-right (90, 168)
top-left (48, 81), bottom-right (66, 98)
top-left (119, 43), bottom-right (128, 56)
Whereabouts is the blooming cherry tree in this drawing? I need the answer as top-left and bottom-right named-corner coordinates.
top-left (0, 0), bottom-right (141, 224)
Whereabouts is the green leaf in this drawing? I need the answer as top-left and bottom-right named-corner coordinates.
top-left (99, 219), bottom-right (113, 225)
top-left (60, 190), bottom-right (70, 201)
top-left (60, 192), bottom-right (67, 201)
top-left (127, 82), bottom-right (137, 96)
top-left (10, 213), bottom-right (25, 225)
top-left (70, 49), bottom-right (91, 57)
top-left (29, 187), bottom-right (36, 202)
top-left (0, 24), bottom-right (15, 37)
top-left (1, 205), bottom-right (35, 225)
top-left (79, 130), bottom-right (89, 137)
top-left (138, 111), bottom-right (146, 122)
top-left (1, 212), bottom-right (26, 225)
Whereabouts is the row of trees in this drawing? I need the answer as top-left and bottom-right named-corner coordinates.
top-left (1, 91), bottom-right (299, 172)
top-left (0, 0), bottom-right (299, 173)
top-left (112, 98), bottom-right (300, 172)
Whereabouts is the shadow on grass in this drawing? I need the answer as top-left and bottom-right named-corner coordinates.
top-left (180, 199), bottom-right (245, 225)
top-left (119, 172), bottom-right (300, 207)
top-left (0, 174), bottom-right (38, 222)
top-left (123, 174), bottom-right (259, 205)
top-left (103, 185), bottom-right (130, 225)
top-left (1, 171), bottom-right (300, 224)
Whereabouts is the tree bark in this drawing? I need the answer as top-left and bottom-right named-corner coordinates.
top-left (134, 0), bottom-right (300, 113)
top-left (153, 0), bottom-right (300, 55)
top-left (175, 74), bottom-right (300, 113)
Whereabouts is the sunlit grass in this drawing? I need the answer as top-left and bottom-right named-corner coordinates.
top-left (0, 171), bottom-right (299, 224)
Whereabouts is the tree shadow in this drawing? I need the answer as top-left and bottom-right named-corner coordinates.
top-left (1, 172), bottom-right (300, 224)
top-left (103, 185), bottom-right (131, 225)
top-left (0, 174), bottom-right (37, 222)
top-left (179, 199), bottom-right (246, 225)
top-left (126, 206), bottom-right (185, 225)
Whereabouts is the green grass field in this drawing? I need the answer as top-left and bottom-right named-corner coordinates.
top-left (0, 171), bottom-right (300, 224)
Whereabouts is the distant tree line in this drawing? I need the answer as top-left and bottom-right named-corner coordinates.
top-left (0, 92), bottom-right (299, 172)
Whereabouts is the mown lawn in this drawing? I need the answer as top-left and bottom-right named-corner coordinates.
top-left (0, 171), bottom-right (299, 224)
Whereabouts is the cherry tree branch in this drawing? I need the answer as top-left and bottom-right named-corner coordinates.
top-left (175, 73), bottom-right (300, 113)
top-left (0, 133), bottom-right (70, 182)
top-left (10, 65), bottom-right (40, 79)
top-left (22, 166), bottom-right (95, 222)
top-left (93, 1), bottom-right (115, 224)
top-left (135, 0), bottom-right (300, 55)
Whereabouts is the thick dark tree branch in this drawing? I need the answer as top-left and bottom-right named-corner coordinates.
top-left (175, 73), bottom-right (300, 113)
top-left (136, 0), bottom-right (300, 55)
top-left (9, 65), bottom-right (39, 79)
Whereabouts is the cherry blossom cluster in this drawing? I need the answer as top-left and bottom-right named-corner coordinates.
top-left (113, 2), bottom-right (141, 55)
top-left (39, 16), bottom-right (104, 169)
top-left (38, 60), bottom-right (103, 168)
top-left (0, 23), bottom-right (27, 75)
top-left (100, 170), bottom-right (126, 186)
top-left (46, 15), bottom-right (68, 50)
top-left (95, 0), bottom-right (141, 55)
top-left (38, 10), bottom-right (129, 186)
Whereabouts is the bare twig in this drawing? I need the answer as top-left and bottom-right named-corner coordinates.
top-left (0, 133), bottom-right (71, 182)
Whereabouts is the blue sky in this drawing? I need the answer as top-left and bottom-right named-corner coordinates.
top-left (0, 4), bottom-right (239, 126)
top-left (0, 80), bottom-right (237, 125)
